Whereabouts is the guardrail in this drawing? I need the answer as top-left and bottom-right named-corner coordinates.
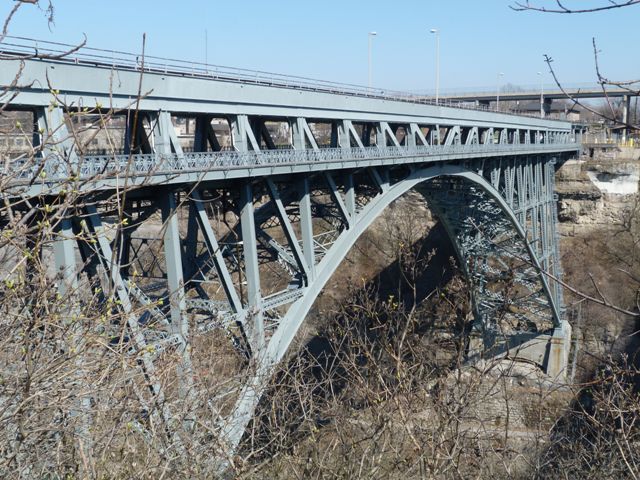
top-left (7, 142), bottom-right (579, 183)
top-left (0, 36), bottom-right (571, 123)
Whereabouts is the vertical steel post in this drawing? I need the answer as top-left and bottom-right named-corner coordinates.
top-left (291, 118), bottom-right (305, 150)
top-left (231, 115), bottom-right (260, 151)
top-left (38, 106), bottom-right (78, 176)
top-left (53, 218), bottom-right (93, 456)
top-left (239, 181), bottom-right (264, 352)
top-left (161, 191), bottom-right (194, 410)
top-left (184, 203), bottom-right (200, 284)
top-left (345, 173), bottom-right (357, 223)
top-left (623, 95), bottom-right (630, 143)
top-left (161, 191), bottom-right (187, 333)
top-left (53, 218), bottom-right (78, 295)
top-left (299, 177), bottom-right (316, 281)
top-left (84, 205), bottom-right (182, 442)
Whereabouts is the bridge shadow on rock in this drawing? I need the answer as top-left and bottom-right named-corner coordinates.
top-left (240, 221), bottom-right (475, 461)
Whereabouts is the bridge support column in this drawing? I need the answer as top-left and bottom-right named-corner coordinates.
top-left (622, 95), bottom-right (631, 143)
top-left (377, 122), bottom-right (401, 147)
top-left (409, 123), bottom-right (430, 146)
top-left (53, 219), bottom-right (94, 458)
top-left (345, 173), bottom-right (357, 222)
top-left (324, 172), bottom-right (351, 225)
top-left (543, 98), bottom-right (552, 118)
top-left (299, 178), bottom-right (316, 280)
top-left (160, 192), bottom-right (195, 411)
top-left (291, 118), bottom-right (306, 149)
top-left (240, 182), bottom-right (264, 352)
top-left (53, 218), bottom-right (78, 296)
top-left (161, 192), bottom-right (187, 331)
top-left (266, 179), bottom-right (310, 281)
top-left (546, 320), bottom-right (572, 379)
top-left (291, 117), bottom-right (319, 150)
top-left (83, 205), bottom-right (181, 442)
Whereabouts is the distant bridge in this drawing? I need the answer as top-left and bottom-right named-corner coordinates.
top-left (439, 84), bottom-right (636, 124)
top-left (440, 84), bottom-right (633, 103)
top-left (0, 37), bottom-right (581, 464)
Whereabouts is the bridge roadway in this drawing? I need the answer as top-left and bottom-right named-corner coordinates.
top-left (440, 85), bottom-right (633, 103)
top-left (439, 84), bottom-right (635, 126)
top-left (0, 45), bottom-right (581, 467)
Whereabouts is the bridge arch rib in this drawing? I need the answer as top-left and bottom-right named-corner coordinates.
top-left (0, 43), bottom-right (583, 472)
top-left (221, 158), bottom-right (568, 454)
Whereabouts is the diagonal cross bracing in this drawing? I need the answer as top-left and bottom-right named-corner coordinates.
top-left (0, 51), bottom-right (581, 470)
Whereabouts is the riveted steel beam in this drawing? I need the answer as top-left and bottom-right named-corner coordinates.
top-left (161, 191), bottom-right (187, 331)
top-left (323, 172), bottom-right (350, 227)
top-left (377, 121), bottom-right (401, 147)
top-left (409, 123), bottom-right (429, 147)
top-left (266, 178), bottom-right (310, 280)
top-left (239, 181), bottom-right (264, 352)
top-left (191, 191), bottom-right (243, 314)
top-left (53, 218), bottom-right (78, 296)
top-left (299, 177), bottom-right (316, 279)
top-left (231, 114), bottom-right (260, 151)
top-left (444, 125), bottom-right (461, 145)
top-left (291, 117), bottom-right (319, 151)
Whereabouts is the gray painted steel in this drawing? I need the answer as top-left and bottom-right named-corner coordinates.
top-left (1, 53), bottom-right (580, 466)
top-left (441, 87), bottom-right (633, 102)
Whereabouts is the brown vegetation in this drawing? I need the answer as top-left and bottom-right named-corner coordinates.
top-left (1, 2), bottom-right (640, 479)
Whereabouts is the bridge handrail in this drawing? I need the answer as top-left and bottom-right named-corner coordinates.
top-left (0, 36), bottom-right (571, 123)
top-left (5, 142), bottom-right (579, 183)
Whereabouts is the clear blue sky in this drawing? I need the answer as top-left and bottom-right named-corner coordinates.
top-left (1, 0), bottom-right (636, 92)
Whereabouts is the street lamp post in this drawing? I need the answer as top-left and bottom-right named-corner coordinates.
top-left (430, 28), bottom-right (440, 104)
top-left (537, 71), bottom-right (544, 118)
top-left (368, 31), bottom-right (377, 90)
top-left (496, 72), bottom-right (504, 112)
top-left (204, 29), bottom-right (208, 73)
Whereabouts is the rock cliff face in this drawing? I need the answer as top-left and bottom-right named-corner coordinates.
top-left (556, 159), bottom-right (603, 225)
top-left (556, 154), bottom-right (638, 236)
top-left (555, 149), bottom-right (640, 379)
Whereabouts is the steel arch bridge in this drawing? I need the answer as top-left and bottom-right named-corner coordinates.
top-left (0, 42), bottom-right (580, 462)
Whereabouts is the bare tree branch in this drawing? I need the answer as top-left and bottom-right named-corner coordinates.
top-left (511, 0), bottom-right (640, 13)
top-left (543, 49), bottom-right (639, 131)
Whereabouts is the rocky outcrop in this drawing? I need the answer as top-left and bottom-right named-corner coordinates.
top-left (555, 159), bottom-right (603, 225)
top-left (555, 156), bottom-right (639, 233)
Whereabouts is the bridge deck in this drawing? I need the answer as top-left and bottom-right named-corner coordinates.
top-left (0, 38), bottom-right (573, 129)
top-left (0, 36), bottom-right (579, 122)
top-left (0, 36), bottom-right (582, 466)
top-left (6, 142), bottom-right (580, 197)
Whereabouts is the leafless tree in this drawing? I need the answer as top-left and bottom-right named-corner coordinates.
top-left (512, 1), bottom-right (640, 131)
top-left (2, 2), bottom-right (640, 478)
top-left (533, 357), bottom-right (640, 479)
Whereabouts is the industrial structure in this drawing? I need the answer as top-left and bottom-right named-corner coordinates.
top-left (0, 38), bottom-right (582, 461)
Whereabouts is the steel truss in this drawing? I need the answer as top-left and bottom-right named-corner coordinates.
top-left (2, 79), bottom-right (578, 466)
top-left (41, 159), bottom-right (569, 463)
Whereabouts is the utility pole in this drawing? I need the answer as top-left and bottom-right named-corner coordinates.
top-left (496, 72), bottom-right (504, 112)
